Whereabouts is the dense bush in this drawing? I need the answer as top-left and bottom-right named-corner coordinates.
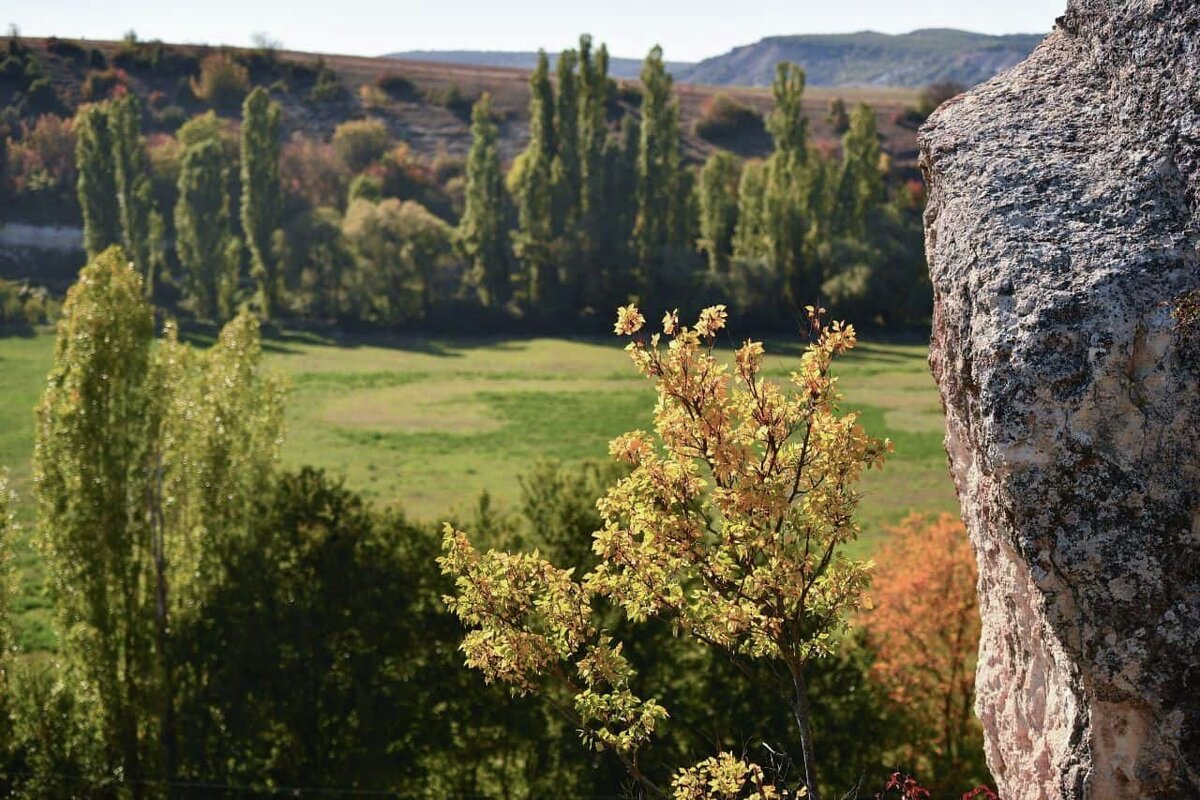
top-left (692, 92), bottom-right (764, 144)
top-left (189, 52), bottom-right (251, 110)
top-left (376, 71), bottom-right (417, 100)
top-left (80, 67), bottom-right (130, 101)
top-left (3, 113), bottom-right (75, 193)
top-left (331, 117), bottom-right (391, 172)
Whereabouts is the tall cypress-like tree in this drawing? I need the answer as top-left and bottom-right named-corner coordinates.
top-left (633, 45), bottom-right (682, 271)
top-left (513, 51), bottom-right (558, 308)
top-left (75, 104), bottom-right (121, 259)
top-left (763, 62), bottom-right (812, 305)
top-left (175, 140), bottom-right (240, 321)
top-left (457, 94), bottom-right (510, 308)
top-left (696, 151), bottom-right (741, 274)
top-left (732, 160), bottom-right (767, 262)
top-left (35, 249), bottom-right (284, 795)
top-left (110, 94), bottom-right (163, 296)
top-left (837, 102), bottom-right (883, 236)
top-left (240, 87), bottom-right (284, 319)
top-left (553, 48), bottom-right (580, 227)
top-left (578, 34), bottom-right (608, 219)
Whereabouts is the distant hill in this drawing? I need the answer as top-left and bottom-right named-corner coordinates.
top-left (391, 29), bottom-right (1045, 89)
top-left (387, 50), bottom-right (696, 80)
top-left (679, 29), bottom-right (1045, 88)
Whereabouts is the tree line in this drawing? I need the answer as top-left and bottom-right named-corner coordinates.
top-left (60, 36), bottom-right (928, 333)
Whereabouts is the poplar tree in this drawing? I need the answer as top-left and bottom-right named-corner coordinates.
top-left (111, 94), bottom-right (163, 295)
top-left (513, 51), bottom-right (558, 308)
top-left (633, 45), bottom-right (681, 269)
top-left (763, 62), bottom-right (812, 304)
top-left (457, 94), bottom-right (510, 308)
top-left (553, 48), bottom-right (580, 225)
top-left (697, 150), bottom-right (741, 274)
top-left (175, 140), bottom-right (240, 320)
top-left (837, 102), bottom-right (883, 236)
top-left (578, 34), bottom-right (608, 219)
top-left (35, 249), bottom-right (283, 794)
top-left (240, 87), bottom-right (284, 319)
top-left (732, 160), bottom-right (767, 261)
top-left (75, 104), bottom-right (120, 259)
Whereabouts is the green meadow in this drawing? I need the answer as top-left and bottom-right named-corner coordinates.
top-left (0, 330), bottom-right (954, 653)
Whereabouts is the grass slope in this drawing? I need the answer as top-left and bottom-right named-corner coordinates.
top-left (0, 330), bottom-right (954, 653)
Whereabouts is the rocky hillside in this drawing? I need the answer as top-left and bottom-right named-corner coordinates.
top-left (387, 50), bottom-right (695, 81)
top-left (685, 29), bottom-right (1043, 87)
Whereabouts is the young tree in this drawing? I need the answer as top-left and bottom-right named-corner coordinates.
top-left (457, 94), bottom-right (510, 308)
top-left (75, 103), bottom-right (120, 259)
top-left (696, 151), bottom-right (741, 274)
top-left (634, 45), bottom-right (682, 272)
top-left (175, 139), bottom-right (240, 320)
top-left (512, 51), bottom-right (558, 308)
top-left (110, 94), bottom-right (163, 295)
top-left (442, 304), bottom-right (890, 800)
top-left (240, 87), bottom-right (284, 319)
top-left (863, 514), bottom-right (987, 791)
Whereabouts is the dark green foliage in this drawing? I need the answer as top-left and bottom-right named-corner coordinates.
top-left (633, 45), bottom-right (684, 278)
top-left (697, 150), bottom-right (741, 273)
top-left (175, 140), bottom-right (239, 319)
top-left (376, 71), bottom-right (417, 100)
top-left (111, 93), bottom-right (164, 294)
top-left (240, 87), bottom-right (284, 317)
top-left (74, 104), bottom-right (121, 259)
top-left (457, 94), bottom-right (510, 308)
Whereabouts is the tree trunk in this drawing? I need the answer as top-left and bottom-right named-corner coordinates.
top-left (789, 663), bottom-right (821, 800)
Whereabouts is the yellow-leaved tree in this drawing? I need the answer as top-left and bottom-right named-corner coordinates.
top-left (440, 304), bottom-right (890, 800)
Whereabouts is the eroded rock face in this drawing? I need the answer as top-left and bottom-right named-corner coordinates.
top-left (919, 2), bottom-right (1200, 798)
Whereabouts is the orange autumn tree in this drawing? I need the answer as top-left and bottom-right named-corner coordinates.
top-left (862, 513), bottom-right (985, 789)
top-left (440, 304), bottom-right (890, 800)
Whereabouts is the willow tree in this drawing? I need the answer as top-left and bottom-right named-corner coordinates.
top-left (240, 87), bottom-right (284, 319)
top-left (35, 248), bottom-right (284, 792)
top-left (457, 94), bottom-right (510, 308)
top-left (111, 94), bottom-right (164, 296)
top-left (513, 51), bottom-right (558, 307)
top-left (175, 139), bottom-right (240, 320)
top-left (442, 305), bottom-right (889, 800)
top-left (633, 45), bottom-right (682, 271)
top-left (75, 104), bottom-right (120, 259)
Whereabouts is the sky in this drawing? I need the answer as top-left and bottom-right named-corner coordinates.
top-left (6, 0), bottom-right (1066, 63)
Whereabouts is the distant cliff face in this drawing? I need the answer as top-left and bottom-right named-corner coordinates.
top-left (680, 29), bottom-right (1045, 88)
top-left (920, 1), bottom-right (1200, 798)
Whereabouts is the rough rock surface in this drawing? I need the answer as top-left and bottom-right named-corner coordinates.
top-left (919, 1), bottom-right (1200, 798)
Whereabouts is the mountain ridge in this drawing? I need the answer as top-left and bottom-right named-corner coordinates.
top-left (390, 28), bottom-right (1046, 89)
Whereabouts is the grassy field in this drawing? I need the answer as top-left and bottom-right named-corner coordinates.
top-left (0, 329), bottom-right (955, 652)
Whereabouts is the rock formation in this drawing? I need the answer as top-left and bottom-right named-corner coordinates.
top-left (919, 1), bottom-right (1200, 797)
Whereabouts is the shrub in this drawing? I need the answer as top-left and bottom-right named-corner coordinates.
top-left (80, 67), bottom-right (129, 101)
top-left (309, 58), bottom-right (346, 104)
top-left (189, 52), bottom-right (250, 110)
top-left (358, 82), bottom-right (387, 109)
top-left (46, 38), bottom-right (87, 62)
top-left (376, 71), bottom-right (416, 100)
top-left (331, 118), bottom-right (390, 172)
top-left (281, 132), bottom-right (349, 209)
top-left (862, 514), bottom-right (988, 792)
top-left (431, 83), bottom-right (475, 119)
top-left (4, 113), bottom-right (75, 193)
top-left (693, 93), bottom-right (764, 144)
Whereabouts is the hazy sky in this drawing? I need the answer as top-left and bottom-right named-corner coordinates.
top-left (9, 0), bottom-right (1066, 62)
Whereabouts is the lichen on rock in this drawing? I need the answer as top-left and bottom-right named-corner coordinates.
top-left (919, 1), bottom-right (1200, 798)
